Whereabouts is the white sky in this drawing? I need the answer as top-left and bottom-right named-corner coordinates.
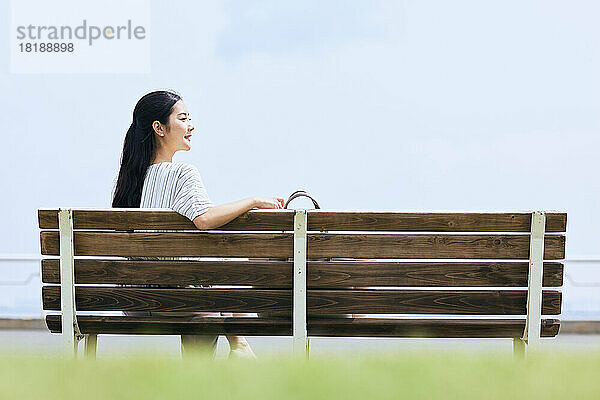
top-left (0, 0), bottom-right (598, 256)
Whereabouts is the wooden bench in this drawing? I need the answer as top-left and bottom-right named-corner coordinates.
top-left (38, 208), bottom-right (566, 357)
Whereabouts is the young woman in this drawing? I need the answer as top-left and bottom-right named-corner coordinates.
top-left (111, 90), bottom-right (284, 358)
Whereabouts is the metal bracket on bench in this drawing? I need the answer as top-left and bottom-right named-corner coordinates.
top-left (292, 210), bottom-right (308, 356)
top-left (58, 208), bottom-right (84, 355)
top-left (521, 211), bottom-right (546, 351)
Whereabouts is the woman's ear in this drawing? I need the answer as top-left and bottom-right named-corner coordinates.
top-left (152, 121), bottom-right (165, 137)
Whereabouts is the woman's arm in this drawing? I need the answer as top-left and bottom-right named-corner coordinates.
top-left (193, 196), bottom-right (284, 230)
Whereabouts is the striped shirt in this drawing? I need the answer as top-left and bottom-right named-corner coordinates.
top-left (131, 161), bottom-right (213, 261)
top-left (140, 161), bottom-right (213, 220)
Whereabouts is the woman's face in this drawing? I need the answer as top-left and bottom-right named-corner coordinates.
top-left (154, 99), bottom-right (195, 152)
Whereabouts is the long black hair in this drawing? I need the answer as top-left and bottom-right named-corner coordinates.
top-left (111, 90), bottom-right (182, 208)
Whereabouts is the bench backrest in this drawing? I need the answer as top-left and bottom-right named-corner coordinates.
top-left (38, 209), bottom-right (566, 339)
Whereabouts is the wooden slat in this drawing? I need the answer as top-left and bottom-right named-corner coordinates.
top-left (307, 212), bottom-right (567, 232)
top-left (305, 317), bottom-right (561, 338)
top-left (38, 209), bottom-right (567, 232)
top-left (307, 234), bottom-right (565, 260)
top-left (42, 287), bottom-right (561, 315)
top-left (39, 231), bottom-right (565, 259)
top-left (305, 261), bottom-right (564, 287)
top-left (38, 209), bottom-right (294, 230)
top-left (41, 259), bottom-right (564, 287)
top-left (44, 315), bottom-right (560, 338)
top-left (40, 231), bottom-right (293, 258)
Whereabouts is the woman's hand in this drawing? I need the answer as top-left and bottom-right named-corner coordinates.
top-left (253, 196), bottom-right (285, 209)
top-left (194, 197), bottom-right (284, 230)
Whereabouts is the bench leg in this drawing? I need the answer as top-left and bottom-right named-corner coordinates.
top-left (292, 210), bottom-right (308, 357)
top-left (84, 334), bottom-right (97, 359)
top-left (513, 338), bottom-right (526, 358)
top-left (521, 212), bottom-right (545, 352)
top-left (59, 208), bottom-right (84, 357)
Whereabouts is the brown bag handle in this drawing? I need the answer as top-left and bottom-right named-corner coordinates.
top-left (283, 190), bottom-right (321, 209)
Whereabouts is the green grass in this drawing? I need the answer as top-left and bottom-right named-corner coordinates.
top-left (1, 351), bottom-right (598, 399)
